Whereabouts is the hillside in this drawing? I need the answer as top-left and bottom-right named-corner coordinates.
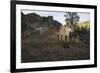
top-left (21, 12), bottom-right (90, 63)
top-left (78, 21), bottom-right (90, 29)
top-left (21, 12), bottom-right (62, 33)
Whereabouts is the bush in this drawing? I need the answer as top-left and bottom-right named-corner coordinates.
top-left (73, 26), bottom-right (90, 45)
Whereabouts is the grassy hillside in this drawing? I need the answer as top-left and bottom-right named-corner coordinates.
top-left (21, 12), bottom-right (90, 63)
top-left (78, 21), bottom-right (90, 29)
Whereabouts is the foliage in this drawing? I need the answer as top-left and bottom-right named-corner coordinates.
top-left (64, 12), bottom-right (90, 45)
top-left (64, 12), bottom-right (80, 29)
top-left (74, 24), bottom-right (90, 45)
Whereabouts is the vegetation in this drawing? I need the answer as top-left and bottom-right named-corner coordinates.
top-left (64, 12), bottom-right (90, 46)
top-left (74, 21), bottom-right (90, 45)
top-left (64, 12), bottom-right (79, 28)
top-left (21, 12), bottom-right (90, 63)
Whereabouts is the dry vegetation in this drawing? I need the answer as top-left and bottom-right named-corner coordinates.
top-left (21, 12), bottom-right (90, 63)
top-left (21, 25), bottom-right (90, 63)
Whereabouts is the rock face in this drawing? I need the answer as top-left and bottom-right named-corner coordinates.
top-left (21, 12), bottom-right (62, 33)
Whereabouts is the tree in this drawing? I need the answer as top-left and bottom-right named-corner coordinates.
top-left (64, 12), bottom-right (80, 29)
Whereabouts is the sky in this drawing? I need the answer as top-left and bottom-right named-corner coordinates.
top-left (22, 10), bottom-right (90, 25)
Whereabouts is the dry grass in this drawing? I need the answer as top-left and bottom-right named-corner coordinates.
top-left (21, 30), bottom-right (90, 63)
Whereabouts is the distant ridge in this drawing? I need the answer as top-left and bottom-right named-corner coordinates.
top-left (77, 20), bottom-right (90, 29)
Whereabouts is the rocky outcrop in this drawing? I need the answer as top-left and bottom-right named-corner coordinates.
top-left (21, 12), bottom-right (62, 33)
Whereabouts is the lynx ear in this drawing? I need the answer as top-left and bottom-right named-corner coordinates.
top-left (69, 28), bottom-right (73, 32)
top-left (69, 28), bottom-right (71, 31)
